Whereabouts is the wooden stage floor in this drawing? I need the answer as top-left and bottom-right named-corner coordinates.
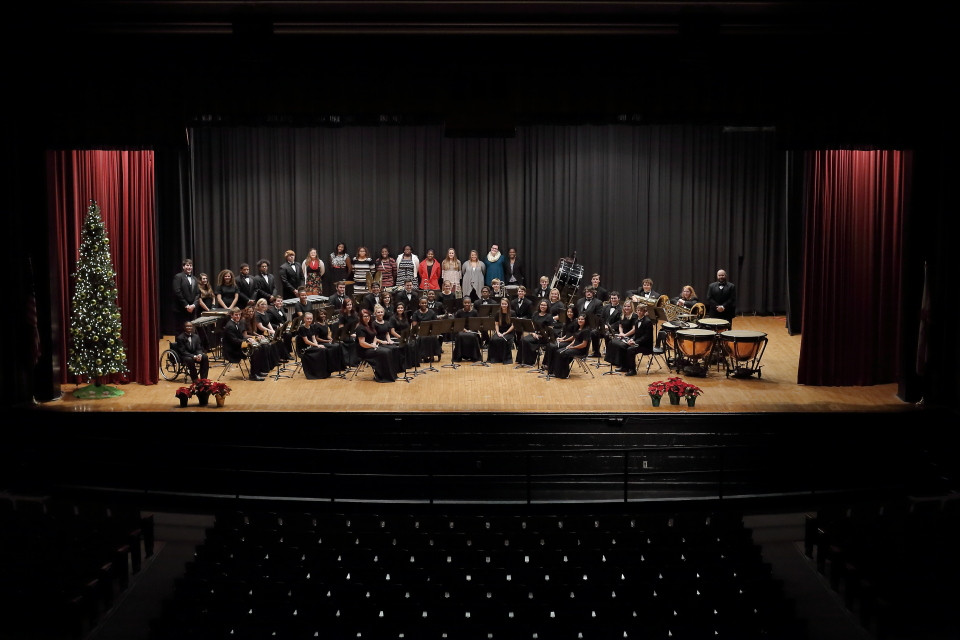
top-left (33, 316), bottom-right (917, 415)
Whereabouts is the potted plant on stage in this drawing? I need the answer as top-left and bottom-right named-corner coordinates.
top-left (191, 378), bottom-right (216, 406)
top-left (210, 381), bottom-right (232, 407)
top-left (647, 380), bottom-right (667, 407)
top-left (665, 377), bottom-right (686, 405)
top-left (175, 386), bottom-right (193, 408)
top-left (682, 381), bottom-right (704, 407)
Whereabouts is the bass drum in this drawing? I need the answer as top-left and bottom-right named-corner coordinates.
top-left (554, 261), bottom-right (584, 288)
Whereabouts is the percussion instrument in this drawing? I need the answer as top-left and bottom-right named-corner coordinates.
top-left (201, 309), bottom-right (230, 317)
top-left (192, 315), bottom-right (222, 354)
top-left (698, 318), bottom-right (731, 333)
top-left (719, 330), bottom-right (768, 378)
top-left (505, 285), bottom-right (520, 299)
top-left (659, 321), bottom-right (685, 351)
top-left (553, 260), bottom-right (584, 288)
top-left (675, 328), bottom-right (716, 376)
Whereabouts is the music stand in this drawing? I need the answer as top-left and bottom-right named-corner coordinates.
top-left (394, 329), bottom-right (414, 382)
top-left (469, 317), bottom-right (494, 366)
top-left (440, 318), bottom-right (461, 369)
top-left (416, 321), bottom-right (440, 373)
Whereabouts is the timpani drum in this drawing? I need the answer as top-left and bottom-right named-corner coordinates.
top-left (675, 328), bottom-right (717, 376)
top-left (660, 321), bottom-right (685, 351)
top-left (718, 330), bottom-right (768, 378)
top-left (697, 318), bottom-right (731, 333)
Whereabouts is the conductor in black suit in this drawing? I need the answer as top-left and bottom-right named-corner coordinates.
top-left (172, 258), bottom-right (199, 327)
top-left (175, 321), bottom-right (209, 382)
top-left (706, 269), bottom-right (737, 325)
top-left (279, 250), bottom-right (303, 300)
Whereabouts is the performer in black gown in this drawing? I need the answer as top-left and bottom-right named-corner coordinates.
top-left (486, 297), bottom-right (515, 364)
top-left (603, 300), bottom-right (639, 374)
top-left (542, 305), bottom-right (577, 373)
top-left (411, 297), bottom-right (441, 362)
top-left (338, 298), bottom-right (361, 368)
top-left (519, 299), bottom-right (557, 366)
top-left (549, 314), bottom-right (591, 379)
top-left (390, 301), bottom-right (420, 371)
top-left (355, 308), bottom-right (398, 382)
top-left (298, 311), bottom-right (336, 379)
top-left (453, 297), bottom-right (482, 362)
top-left (373, 304), bottom-right (404, 374)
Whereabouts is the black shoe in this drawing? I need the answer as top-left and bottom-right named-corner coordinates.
top-left (251, 374), bottom-right (265, 381)
top-left (625, 370), bottom-right (637, 376)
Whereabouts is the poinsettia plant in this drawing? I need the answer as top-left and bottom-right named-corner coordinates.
top-left (175, 386), bottom-right (193, 399)
top-left (647, 380), bottom-right (668, 397)
top-left (682, 382), bottom-right (704, 397)
top-left (191, 378), bottom-right (216, 395)
top-left (209, 381), bottom-right (232, 397)
top-left (665, 377), bottom-right (687, 395)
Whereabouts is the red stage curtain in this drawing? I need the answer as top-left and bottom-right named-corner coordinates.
top-left (798, 150), bottom-right (910, 386)
top-left (48, 150), bottom-right (158, 385)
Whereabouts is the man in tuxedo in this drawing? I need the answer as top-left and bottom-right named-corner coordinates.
top-left (504, 247), bottom-right (526, 288)
top-left (531, 275), bottom-right (551, 301)
top-left (279, 250), bottom-right (303, 300)
top-left (175, 320), bottom-right (209, 382)
top-left (706, 269), bottom-right (737, 326)
top-left (255, 259), bottom-right (278, 302)
top-left (596, 290), bottom-right (622, 355)
top-left (575, 286), bottom-right (603, 356)
top-left (172, 258), bottom-right (199, 328)
top-left (397, 279), bottom-right (420, 310)
top-left (236, 263), bottom-right (257, 307)
top-left (330, 281), bottom-right (350, 312)
top-left (510, 286), bottom-right (534, 319)
top-left (222, 307), bottom-right (265, 381)
top-left (360, 282), bottom-right (381, 313)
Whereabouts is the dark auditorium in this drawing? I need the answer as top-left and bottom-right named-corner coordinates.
top-left (4, 2), bottom-right (957, 640)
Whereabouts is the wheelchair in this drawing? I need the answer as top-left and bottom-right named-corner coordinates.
top-left (159, 341), bottom-right (188, 381)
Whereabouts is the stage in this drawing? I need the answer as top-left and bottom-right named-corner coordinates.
top-left (29, 316), bottom-right (917, 415)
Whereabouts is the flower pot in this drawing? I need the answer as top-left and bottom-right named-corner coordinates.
top-left (668, 391), bottom-right (681, 405)
top-left (178, 396), bottom-right (189, 407)
top-left (649, 394), bottom-right (661, 407)
top-left (196, 391), bottom-right (210, 406)
top-left (215, 394), bottom-right (226, 408)
top-left (686, 396), bottom-right (697, 407)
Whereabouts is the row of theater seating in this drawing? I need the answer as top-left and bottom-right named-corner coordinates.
top-left (805, 495), bottom-right (960, 640)
top-left (150, 508), bottom-right (806, 640)
top-left (0, 494), bottom-right (154, 639)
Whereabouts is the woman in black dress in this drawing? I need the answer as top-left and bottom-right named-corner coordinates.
top-left (298, 311), bottom-right (336, 379)
top-left (604, 300), bottom-right (639, 374)
top-left (453, 297), bottom-right (482, 362)
top-left (486, 297), bottom-right (515, 364)
top-left (390, 301), bottom-right (420, 371)
top-left (215, 269), bottom-right (239, 310)
top-left (355, 308), bottom-right (398, 382)
top-left (519, 299), bottom-right (557, 366)
top-left (542, 304), bottom-right (578, 373)
top-left (373, 304), bottom-right (404, 374)
top-left (197, 272), bottom-right (216, 313)
top-left (411, 297), bottom-right (441, 362)
top-left (549, 314), bottom-right (590, 379)
top-left (338, 298), bottom-right (361, 368)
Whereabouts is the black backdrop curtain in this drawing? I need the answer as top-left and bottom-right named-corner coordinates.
top-left (187, 124), bottom-right (786, 314)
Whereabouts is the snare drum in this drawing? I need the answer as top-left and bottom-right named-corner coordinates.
top-left (698, 318), bottom-right (731, 333)
top-left (505, 285), bottom-right (520, 299)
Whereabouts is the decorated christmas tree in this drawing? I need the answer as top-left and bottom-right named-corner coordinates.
top-left (68, 200), bottom-right (128, 397)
